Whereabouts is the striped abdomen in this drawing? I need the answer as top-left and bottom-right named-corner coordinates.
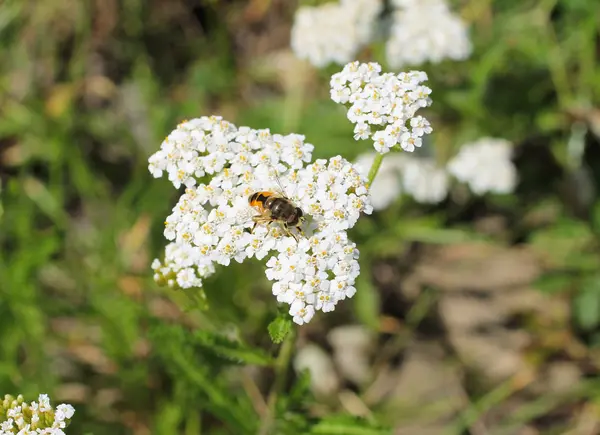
top-left (249, 191), bottom-right (275, 212)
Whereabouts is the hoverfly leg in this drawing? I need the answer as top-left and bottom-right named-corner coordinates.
top-left (283, 223), bottom-right (299, 242)
top-left (251, 215), bottom-right (273, 234)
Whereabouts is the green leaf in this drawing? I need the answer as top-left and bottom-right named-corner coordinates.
top-left (353, 267), bottom-right (380, 330)
top-left (180, 287), bottom-right (210, 311)
top-left (268, 315), bottom-right (292, 344)
top-left (574, 276), bottom-right (600, 331)
top-left (149, 324), bottom-right (258, 432)
top-left (22, 177), bottom-right (68, 229)
top-left (288, 369), bottom-right (313, 404)
top-left (0, 179), bottom-right (3, 219)
top-left (309, 415), bottom-right (391, 435)
top-left (529, 219), bottom-right (598, 271)
top-left (394, 216), bottom-right (483, 245)
top-left (591, 201), bottom-right (600, 233)
top-left (533, 273), bottom-right (574, 294)
top-left (192, 330), bottom-right (273, 366)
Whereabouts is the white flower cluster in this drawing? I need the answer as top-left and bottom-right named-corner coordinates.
top-left (354, 137), bottom-right (517, 211)
top-left (331, 61), bottom-right (433, 154)
top-left (355, 152), bottom-right (448, 209)
top-left (386, 0), bottom-right (472, 68)
top-left (149, 116), bottom-right (372, 325)
top-left (1, 394), bottom-right (75, 435)
top-left (401, 156), bottom-right (449, 204)
top-left (447, 137), bottom-right (517, 195)
top-left (290, 0), bottom-right (382, 68)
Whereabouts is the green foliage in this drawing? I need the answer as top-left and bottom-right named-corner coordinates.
top-left (353, 265), bottom-right (380, 330)
top-left (268, 315), bottom-right (293, 344)
top-left (308, 415), bottom-right (391, 435)
top-left (574, 275), bottom-right (600, 331)
top-left (529, 218), bottom-right (598, 271)
top-left (149, 324), bottom-right (259, 434)
top-left (191, 330), bottom-right (273, 366)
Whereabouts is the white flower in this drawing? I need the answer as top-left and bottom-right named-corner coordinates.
top-left (1, 419), bottom-right (14, 431)
top-left (6, 406), bottom-right (21, 419)
top-left (0, 394), bottom-right (75, 435)
top-left (401, 156), bottom-right (449, 203)
top-left (54, 404), bottom-right (75, 423)
top-left (386, 0), bottom-right (472, 68)
top-left (291, 0), bottom-right (383, 68)
top-left (331, 62), bottom-right (433, 154)
top-left (447, 137), bottom-right (517, 195)
top-left (355, 152), bottom-right (448, 208)
top-left (290, 300), bottom-right (316, 325)
top-left (149, 117), bottom-right (372, 324)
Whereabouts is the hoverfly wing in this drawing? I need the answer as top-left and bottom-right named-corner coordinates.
top-left (261, 162), bottom-right (302, 204)
top-left (271, 170), bottom-right (290, 199)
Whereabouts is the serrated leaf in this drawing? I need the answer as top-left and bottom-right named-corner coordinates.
top-left (192, 330), bottom-right (272, 366)
top-left (288, 369), bottom-right (313, 403)
top-left (148, 324), bottom-right (257, 432)
top-left (268, 315), bottom-right (292, 344)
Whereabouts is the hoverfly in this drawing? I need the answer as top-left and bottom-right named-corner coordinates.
top-left (248, 171), bottom-right (306, 241)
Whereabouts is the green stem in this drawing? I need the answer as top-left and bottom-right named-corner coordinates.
top-left (539, 0), bottom-right (573, 109)
top-left (367, 153), bottom-right (385, 186)
top-left (258, 330), bottom-right (295, 435)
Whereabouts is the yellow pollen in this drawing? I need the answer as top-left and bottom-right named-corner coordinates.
top-left (334, 210), bottom-right (345, 219)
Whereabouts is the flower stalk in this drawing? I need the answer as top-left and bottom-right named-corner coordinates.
top-left (367, 152), bottom-right (384, 186)
top-left (258, 330), bottom-right (296, 435)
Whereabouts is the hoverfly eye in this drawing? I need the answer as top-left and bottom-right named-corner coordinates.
top-left (296, 208), bottom-right (303, 218)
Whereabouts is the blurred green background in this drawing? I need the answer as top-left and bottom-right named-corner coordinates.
top-left (1, 0), bottom-right (600, 434)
